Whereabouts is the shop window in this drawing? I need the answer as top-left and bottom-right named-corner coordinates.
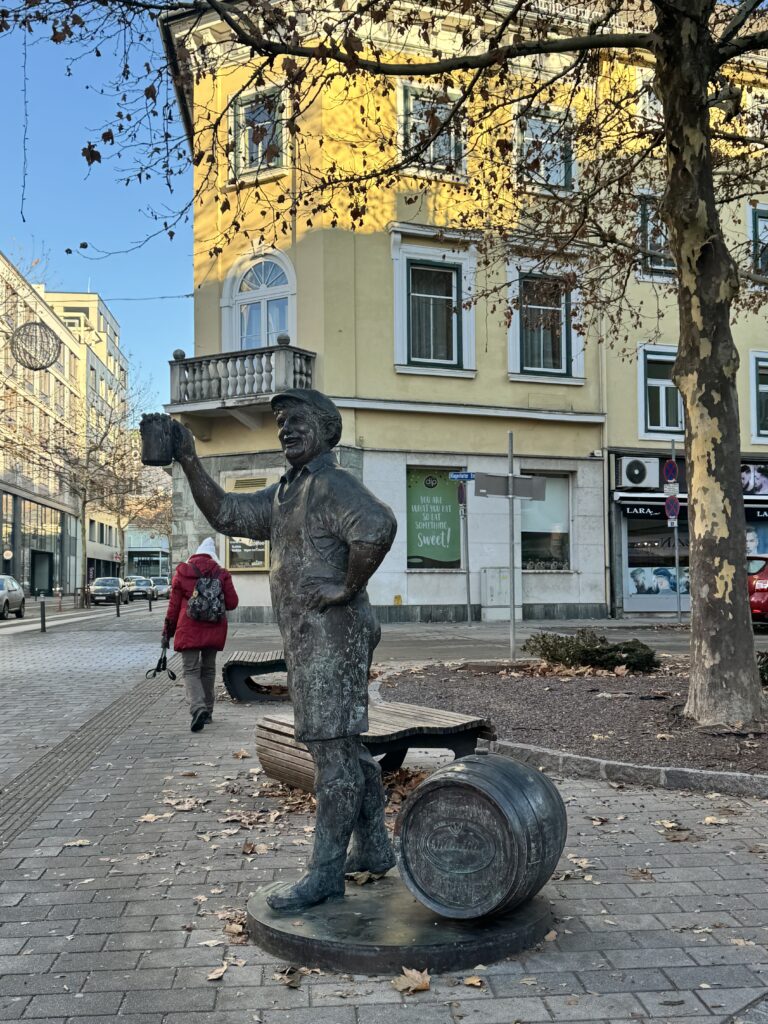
top-left (518, 275), bottom-right (572, 376)
top-left (237, 257), bottom-right (290, 349)
top-left (521, 475), bottom-right (570, 570)
top-left (518, 111), bottom-right (574, 191)
top-left (406, 467), bottom-right (461, 569)
top-left (626, 515), bottom-right (690, 599)
top-left (402, 86), bottom-right (465, 173)
top-left (233, 89), bottom-right (283, 178)
top-left (226, 477), bottom-right (270, 571)
top-left (408, 261), bottom-right (462, 367)
top-left (644, 352), bottom-right (683, 433)
top-left (752, 208), bottom-right (768, 274)
top-left (639, 197), bottom-right (675, 276)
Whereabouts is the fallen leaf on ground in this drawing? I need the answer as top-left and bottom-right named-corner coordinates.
top-left (224, 922), bottom-right (244, 936)
top-left (207, 963), bottom-right (228, 981)
top-left (544, 930), bottom-right (558, 942)
top-left (137, 812), bottom-right (174, 823)
top-left (656, 819), bottom-right (680, 830)
top-left (198, 939), bottom-right (224, 947)
top-left (520, 977), bottom-right (538, 986)
top-left (273, 966), bottom-right (302, 988)
top-left (729, 937), bottom-right (756, 947)
top-left (180, 771), bottom-right (198, 777)
top-left (656, 733), bottom-right (673, 740)
top-left (702, 816), bottom-right (731, 826)
top-left (164, 797), bottom-right (208, 812)
top-left (590, 816), bottom-right (608, 826)
top-left (233, 749), bottom-right (252, 759)
top-left (392, 967), bottom-right (431, 994)
top-left (346, 871), bottom-right (386, 885)
top-left (63, 839), bottom-right (91, 847)
top-left (242, 841), bottom-right (270, 856)
top-left (463, 976), bottom-right (484, 987)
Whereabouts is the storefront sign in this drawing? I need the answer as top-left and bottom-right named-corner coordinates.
top-left (742, 464), bottom-right (768, 495)
top-left (406, 467), bottom-right (461, 569)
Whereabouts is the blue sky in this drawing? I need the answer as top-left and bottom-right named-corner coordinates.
top-left (0, 27), bottom-right (193, 409)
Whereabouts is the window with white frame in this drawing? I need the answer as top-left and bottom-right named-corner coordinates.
top-left (639, 196), bottom-right (675, 276)
top-left (521, 475), bottom-right (570, 570)
top-left (644, 352), bottom-right (683, 432)
top-left (237, 257), bottom-right (290, 348)
top-left (402, 87), bottom-right (464, 173)
top-left (233, 89), bottom-right (283, 178)
top-left (518, 112), bottom-right (574, 190)
top-left (391, 234), bottom-right (476, 374)
top-left (519, 275), bottom-right (571, 375)
top-left (407, 261), bottom-right (461, 366)
top-left (752, 208), bottom-right (768, 274)
top-left (754, 353), bottom-right (768, 438)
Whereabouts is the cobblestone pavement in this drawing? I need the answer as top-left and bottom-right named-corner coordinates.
top-left (2, 614), bottom-right (768, 1022)
top-left (0, 606), bottom-right (169, 786)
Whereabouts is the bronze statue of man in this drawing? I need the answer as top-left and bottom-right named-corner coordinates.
top-left (166, 390), bottom-right (397, 911)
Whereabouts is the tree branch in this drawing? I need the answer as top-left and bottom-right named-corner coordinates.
top-left (719, 0), bottom-right (767, 44)
top-left (718, 28), bottom-right (768, 62)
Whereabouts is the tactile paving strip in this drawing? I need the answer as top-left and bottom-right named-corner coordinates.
top-left (0, 665), bottom-right (178, 849)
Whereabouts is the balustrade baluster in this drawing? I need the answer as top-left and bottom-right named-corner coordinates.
top-left (263, 352), bottom-right (274, 393)
top-left (200, 359), bottom-right (212, 400)
top-left (254, 352), bottom-right (264, 394)
top-left (244, 354), bottom-right (255, 396)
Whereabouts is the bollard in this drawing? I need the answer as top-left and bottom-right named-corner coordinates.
top-left (115, 593), bottom-right (121, 617)
top-left (40, 599), bottom-right (46, 633)
top-left (148, 594), bottom-right (153, 613)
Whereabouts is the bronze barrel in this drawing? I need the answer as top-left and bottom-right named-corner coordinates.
top-left (394, 753), bottom-right (567, 920)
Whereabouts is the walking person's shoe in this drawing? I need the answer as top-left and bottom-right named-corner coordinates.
top-left (203, 711), bottom-right (213, 724)
top-left (191, 708), bottom-right (207, 732)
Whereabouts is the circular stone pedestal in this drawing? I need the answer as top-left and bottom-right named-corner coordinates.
top-left (246, 874), bottom-right (553, 974)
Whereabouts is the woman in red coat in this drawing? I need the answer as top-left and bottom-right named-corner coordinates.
top-left (163, 538), bottom-right (239, 732)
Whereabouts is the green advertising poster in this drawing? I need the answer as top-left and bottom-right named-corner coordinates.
top-left (406, 467), bottom-right (461, 569)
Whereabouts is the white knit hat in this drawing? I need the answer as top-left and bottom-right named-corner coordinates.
top-left (195, 537), bottom-right (221, 564)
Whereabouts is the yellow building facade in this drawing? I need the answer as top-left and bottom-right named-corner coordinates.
top-left (161, 10), bottom-right (768, 620)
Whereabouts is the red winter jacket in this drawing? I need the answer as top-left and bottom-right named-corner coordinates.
top-left (164, 553), bottom-right (239, 652)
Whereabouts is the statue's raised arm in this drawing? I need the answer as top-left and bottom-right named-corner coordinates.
top-left (140, 414), bottom-right (273, 541)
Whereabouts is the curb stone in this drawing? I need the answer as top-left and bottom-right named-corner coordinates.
top-left (729, 992), bottom-right (768, 1022)
top-left (494, 738), bottom-right (768, 798)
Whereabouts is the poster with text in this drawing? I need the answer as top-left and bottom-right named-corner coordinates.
top-left (406, 467), bottom-right (461, 569)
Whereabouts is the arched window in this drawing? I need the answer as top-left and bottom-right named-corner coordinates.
top-left (236, 257), bottom-right (290, 348)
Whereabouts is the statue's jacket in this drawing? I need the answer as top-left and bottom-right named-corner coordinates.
top-left (211, 452), bottom-right (396, 741)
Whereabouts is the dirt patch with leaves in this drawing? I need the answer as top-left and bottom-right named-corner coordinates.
top-left (380, 658), bottom-right (768, 774)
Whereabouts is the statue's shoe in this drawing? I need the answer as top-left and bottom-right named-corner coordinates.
top-left (266, 871), bottom-right (345, 912)
top-left (345, 839), bottom-right (396, 875)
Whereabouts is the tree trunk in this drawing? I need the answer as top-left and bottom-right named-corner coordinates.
top-left (655, 3), bottom-right (763, 727)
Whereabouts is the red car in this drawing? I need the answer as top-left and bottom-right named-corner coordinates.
top-left (748, 556), bottom-right (768, 620)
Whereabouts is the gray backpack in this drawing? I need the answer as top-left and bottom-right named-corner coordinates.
top-left (186, 565), bottom-right (225, 622)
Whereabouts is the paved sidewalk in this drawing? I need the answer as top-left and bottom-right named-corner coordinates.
top-left (2, 658), bottom-right (768, 1023)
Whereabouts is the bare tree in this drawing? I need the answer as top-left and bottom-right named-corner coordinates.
top-left (6, 0), bottom-right (768, 725)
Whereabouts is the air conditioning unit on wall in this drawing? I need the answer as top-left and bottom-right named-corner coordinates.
top-left (618, 457), bottom-right (660, 489)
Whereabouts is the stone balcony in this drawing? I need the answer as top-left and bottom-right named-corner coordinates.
top-left (166, 338), bottom-right (315, 435)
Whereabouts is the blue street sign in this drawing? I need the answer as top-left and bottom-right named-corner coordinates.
top-left (449, 472), bottom-right (475, 481)
top-left (665, 495), bottom-right (681, 519)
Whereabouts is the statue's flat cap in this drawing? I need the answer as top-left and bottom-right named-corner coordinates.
top-left (271, 389), bottom-right (340, 419)
top-left (271, 388), bottom-right (343, 447)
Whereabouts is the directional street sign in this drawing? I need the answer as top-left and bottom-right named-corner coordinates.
top-left (449, 472), bottom-right (475, 481)
top-left (475, 473), bottom-right (547, 500)
top-left (664, 495), bottom-right (681, 520)
top-left (663, 459), bottom-right (678, 483)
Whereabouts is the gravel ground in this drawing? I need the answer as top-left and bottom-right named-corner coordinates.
top-left (379, 658), bottom-right (768, 774)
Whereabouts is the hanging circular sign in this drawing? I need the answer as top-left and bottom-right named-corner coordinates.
top-left (663, 459), bottom-right (678, 483)
top-left (2, 549), bottom-right (12, 561)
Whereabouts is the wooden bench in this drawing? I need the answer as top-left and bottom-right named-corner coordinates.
top-left (222, 649), bottom-right (288, 703)
top-left (255, 702), bottom-right (497, 792)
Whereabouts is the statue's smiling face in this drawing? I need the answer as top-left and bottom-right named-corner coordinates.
top-left (276, 406), bottom-right (325, 467)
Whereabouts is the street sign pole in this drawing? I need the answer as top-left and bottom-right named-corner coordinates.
top-left (458, 482), bottom-right (472, 626)
top-left (672, 439), bottom-right (681, 623)
top-left (508, 431), bottom-right (516, 661)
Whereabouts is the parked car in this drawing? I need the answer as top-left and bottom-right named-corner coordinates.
top-left (748, 556), bottom-right (768, 621)
top-left (151, 577), bottom-right (171, 599)
top-left (127, 577), bottom-right (158, 601)
top-left (0, 575), bottom-right (25, 619)
top-left (88, 577), bottom-right (129, 605)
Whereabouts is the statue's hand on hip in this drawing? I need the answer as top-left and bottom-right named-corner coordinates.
top-left (172, 420), bottom-right (197, 462)
top-left (304, 581), bottom-right (352, 613)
